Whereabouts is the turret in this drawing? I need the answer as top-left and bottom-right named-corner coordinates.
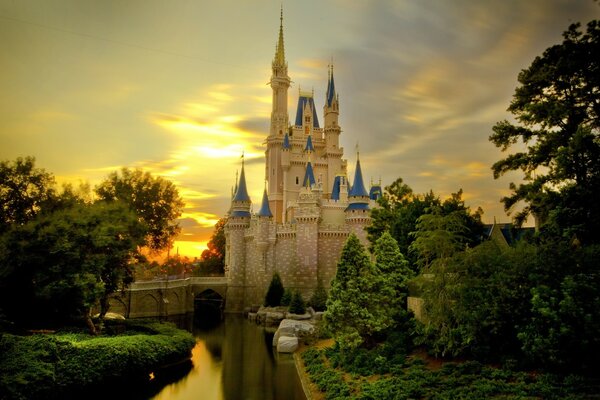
top-left (225, 158), bottom-right (252, 312)
top-left (324, 65), bottom-right (340, 150)
top-left (345, 155), bottom-right (371, 246)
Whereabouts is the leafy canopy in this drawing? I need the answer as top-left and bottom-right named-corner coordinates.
top-left (490, 20), bottom-right (600, 240)
top-left (95, 168), bottom-right (184, 251)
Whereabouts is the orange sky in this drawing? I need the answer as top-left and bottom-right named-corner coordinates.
top-left (1, 1), bottom-right (598, 257)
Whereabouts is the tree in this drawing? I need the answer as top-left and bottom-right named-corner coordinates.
top-left (373, 232), bottom-right (412, 318)
top-left (289, 290), bottom-right (306, 314)
top-left (0, 201), bottom-right (146, 334)
top-left (0, 157), bottom-right (55, 232)
top-left (309, 279), bottom-right (328, 312)
top-left (264, 272), bottom-right (285, 307)
top-left (368, 178), bottom-right (483, 268)
top-left (198, 217), bottom-right (226, 275)
top-left (325, 234), bottom-right (394, 350)
top-left (490, 20), bottom-right (600, 242)
top-left (95, 168), bottom-right (184, 251)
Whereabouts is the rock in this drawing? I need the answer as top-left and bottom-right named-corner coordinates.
top-left (272, 319), bottom-right (316, 346)
top-left (277, 336), bottom-right (299, 353)
top-left (248, 312), bottom-right (257, 322)
top-left (314, 311), bottom-right (324, 321)
top-left (285, 312), bottom-right (312, 320)
top-left (265, 311), bottom-right (285, 326)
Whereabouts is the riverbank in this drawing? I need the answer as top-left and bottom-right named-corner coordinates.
top-left (0, 320), bottom-right (195, 400)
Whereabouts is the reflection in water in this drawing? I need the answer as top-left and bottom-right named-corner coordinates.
top-left (151, 316), bottom-right (305, 400)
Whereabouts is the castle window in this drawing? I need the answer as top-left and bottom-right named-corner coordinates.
top-left (295, 176), bottom-right (299, 185)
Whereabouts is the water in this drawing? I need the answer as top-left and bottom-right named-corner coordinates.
top-left (150, 316), bottom-right (306, 400)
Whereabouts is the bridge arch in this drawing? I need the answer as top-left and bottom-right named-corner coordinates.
top-left (194, 289), bottom-right (224, 325)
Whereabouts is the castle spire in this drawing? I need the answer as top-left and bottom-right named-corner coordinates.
top-left (326, 64), bottom-right (336, 107)
top-left (233, 155), bottom-right (250, 202)
top-left (257, 187), bottom-right (273, 217)
top-left (274, 5), bottom-right (285, 66)
top-left (348, 154), bottom-right (369, 197)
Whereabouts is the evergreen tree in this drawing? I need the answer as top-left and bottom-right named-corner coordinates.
top-left (373, 232), bottom-right (412, 317)
top-left (289, 290), bottom-right (306, 314)
top-left (264, 272), bottom-right (284, 307)
top-left (309, 279), bottom-right (328, 312)
top-left (325, 234), bottom-right (394, 349)
top-left (281, 288), bottom-right (292, 306)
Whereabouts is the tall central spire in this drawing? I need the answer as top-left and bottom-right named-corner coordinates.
top-left (274, 6), bottom-right (286, 66)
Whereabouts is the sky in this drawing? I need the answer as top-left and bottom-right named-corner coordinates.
top-left (1, 0), bottom-right (598, 258)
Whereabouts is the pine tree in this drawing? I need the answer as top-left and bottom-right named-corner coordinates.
top-left (374, 231), bottom-right (413, 316)
top-left (309, 279), bottom-right (328, 312)
top-left (281, 288), bottom-right (292, 306)
top-left (325, 234), bottom-right (394, 349)
top-left (264, 272), bottom-right (284, 307)
top-left (289, 290), bottom-right (306, 314)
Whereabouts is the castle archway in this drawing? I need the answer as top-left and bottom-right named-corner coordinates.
top-left (194, 289), bottom-right (224, 326)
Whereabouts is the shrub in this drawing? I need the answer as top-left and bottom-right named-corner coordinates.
top-left (281, 288), bottom-right (292, 306)
top-left (289, 290), bottom-right (306, 314)
top-left (309, 279), bottom-right (328, 311)
top-left (264, 272), bottom-right (285, 307)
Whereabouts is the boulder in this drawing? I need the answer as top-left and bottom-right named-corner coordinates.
top-left (285, 312), bottom-right (312, 320)
top-left (314, 311), bottom-right (324, 321)
top-left (277, 336), bottom-right (299, 353)
top-left (272, 319), bottom-right (315, 346)
top-left (265, 311), bottom-right (286, 326)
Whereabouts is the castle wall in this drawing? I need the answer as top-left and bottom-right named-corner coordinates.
top-left (317, 232), bottom-right (347, 287)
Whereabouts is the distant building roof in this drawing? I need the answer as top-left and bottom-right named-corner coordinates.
top-left (369, 185), bottom-right (382, 201)
top-left (303, 161), bottom-right (316, 187)
top-left (331, 175), bottom-right (342, 200)
top-left (232, 162), bottom-right (250, 202)
top-left (484, 222), bottom-right (535, 246)
top-left (257, 189), bottom-right (273, 217)
top-left (294, 94), bottom-right (320, 128)
top-left (282, 132), bottom-right (290, 149)
top-left (348, 158), bottom-right (369, 197)
top-left (305, 135), bottom-right (314, 152)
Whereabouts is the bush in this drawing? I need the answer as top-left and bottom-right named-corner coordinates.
top-left (0, 320), bottom-right (195, 399)
top-left (264, 272), bottom-right (284, 307)
top-left (281, 288), bottom-right (292, 306)
top-left (309, 279), bottom-right (328, 312)
top-left (289, 290), bottom-right (306, 314)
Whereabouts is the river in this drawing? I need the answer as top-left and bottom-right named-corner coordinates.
top-left (149, 315), bottom-right (306, 400)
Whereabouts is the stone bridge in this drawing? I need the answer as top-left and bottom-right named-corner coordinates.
top-left (108, 277), bottom-right (228, 319)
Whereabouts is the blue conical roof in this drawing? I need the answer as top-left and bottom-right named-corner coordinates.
top-left (283, 132), bottom-right (290, 149)
top-left (257, 188), bottom-right (272, 217)
top-left (331, 175), bottom-right (341, 200)
top-left (326, 68), bottom-right (336, 107)
top-left (233, 162), bottom-right (250, 202)
top-left (348, 158), bottom-right (369, 197)
top-left (294, 95), bottom-right (320, 128)
top-left (305, 135), bottom-right (314, 152)
top-left (303, 161), bottom-right (316, 187)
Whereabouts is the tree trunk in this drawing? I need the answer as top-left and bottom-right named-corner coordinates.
top-left (85, 312), bottom-right (98, 336)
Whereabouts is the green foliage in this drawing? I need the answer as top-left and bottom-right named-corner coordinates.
top-left (0, 202), bottom-right (145, 330)
top-left (264, 272), bottom-right (285, 307)
top-left (325, 234), bottom-right (394, 350)
top-left (308, 279), bottom-right (328, 312)
top-left (367, 179), bottom-right (483, 268)
top-left (0, 156), bottom-right (56, 233)
top-left (490, 20), bottom-right (600, 243)
top-left (280, 288), bottom-right (292, 306)
top-left (373, 232), bottom-right (412, 319)
top-left (289, 290), bottom-right (306, 314)
top-left (302, 344), bottom-right (599, 400)
top-left (0, 321), bottom-right (195, 400)
top-left (95, 168), bottom-right (184, 251)
top-left (198, 217), bottom-right (226, 275)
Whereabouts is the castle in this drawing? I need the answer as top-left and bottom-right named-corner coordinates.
top-left (224, 12), bottom-right (381, 312)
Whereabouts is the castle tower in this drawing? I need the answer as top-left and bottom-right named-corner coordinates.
top-left (323, 66), bottom-right (344, 199)
top-left (225, 158), bottom-right (252, 312)
top-left (345, 154), bottom-right (371, 246)
top-left (266, 8), bottom-right (291, 223)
